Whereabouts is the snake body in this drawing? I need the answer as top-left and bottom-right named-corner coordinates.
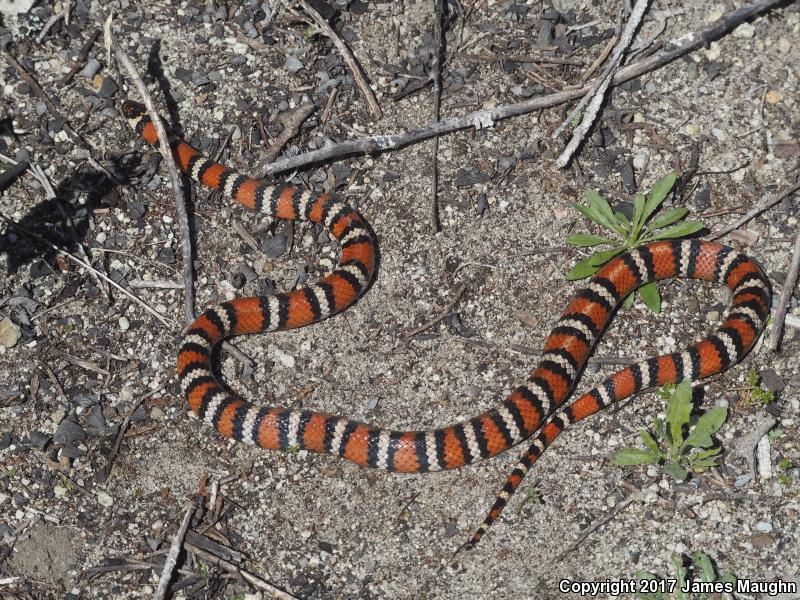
top-left (123, 100), bottom-right (771, 550)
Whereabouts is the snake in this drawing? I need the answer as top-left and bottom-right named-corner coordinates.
top-left (123, 100), bottom-right (772, 551)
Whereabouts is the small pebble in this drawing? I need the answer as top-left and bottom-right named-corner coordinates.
top-left (150, 407), bottom-right (166, 420)
top-left (97, 491), bottom-right (114, 507)
top-left (273, 348), bottom-right (295, 368)
top-left (755, 521), bottom-right (773, 533)
top-left (733, 22), bottom-right (755, 38)
top-left (0, 318), bottom-right (22, 348)
top-left (119, 317), bottom-right (130, 331)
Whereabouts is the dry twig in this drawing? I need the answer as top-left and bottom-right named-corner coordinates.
top-left (403, 284), bottom-right (467, 341)
top-left (106, 21), bottom-right (195, 324)
top-left (262, 102), bottom-right (316, 165)
top-left (554, 0), bottom-right (650, 168)
top-left (184, 542), bottom-right (300, 599)
top-left (153, 504), bottom-right (194, 600)
top-left (0, 214), bottom-right (173, 328)
top-left (711, 180), bottom-right (800, 239)
top-left (258, 0), bottom-right (782, 176)
top-left (767, 212), bottom-right (800, 351)
top-left (430, 0), bottom-right (446, 232)
top-left (291, 0), bottom-right (381, 117)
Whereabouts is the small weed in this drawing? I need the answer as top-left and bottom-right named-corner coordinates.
top-left (517, 481), bottom-right (543, 511)
top-left (778, 458), bottom-right (795, 486)
top-left (613, 380), bottom-right (726, 481)
top-left (635, 551), bottom-right (736, 600)
top-left (738, 368), bottom-right (776, 407)
top-left (566, 172), bottom-right (704, 313)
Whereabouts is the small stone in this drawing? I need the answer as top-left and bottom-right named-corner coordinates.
top-left (755, 521), bottom-right (773, 533)
top-left (80, 58), bottom-right (101, 79)
top-left (759, 369), bottom-right (785, 393)
top-left (53, 485), bottom-right (68, 498)
top-left (119, 316), bottom-right (130, 331)
top-left (751, 533), bottom-right (774, 550)
top-left (765, 90), bottom-right (783, 104)
top-left (685, 123), bottom-right (701, 137)
top-left (149, 407), bottom-right (165, 420)
top-left (97, 491), bottom-right (114, 507)
top-left (285, 55), bottom-right (304, 74)
top-left (273, 348), bottom-right (295, 368)
top-left (706, 311), bottom-right (719, 323)
top-left (733, 22), bottom-right (755, 38)
top-left (53, 419), bottom-right (85, 445)
top-left (0, 318), bottom-right (21, 348)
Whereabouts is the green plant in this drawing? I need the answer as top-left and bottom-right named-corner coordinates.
top-left (739, 367), bottom-right (776, 406)
top-left (635, 551), bottom-right (736, 600)
top-left (613, 380), bottom-right (726, 481)
top-left (566, 172), bottom-right (704, 313)
top-left (517, 481), bottom-right (542, 511)
top-left (778, 458), bottom-right (795, 486)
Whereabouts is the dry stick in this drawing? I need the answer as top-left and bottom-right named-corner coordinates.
top-left (107, 26), bottom-right (195, 325)
top-left (767, 215), bottom-right (800, 351)
top-left (0, 214), bottom-right (173, 328)
top-left (554, 0), bottom-right (650, 168)
top-left (2, 49), bottom-right (85, 149)
top-left (103, 385), bottom-right (166, 480)
top-left (184, 542), bottom-right (300, 600)
top-left (711, 180), bottom-right (800, 239)
top-left (129, 279), bottom-right (184, 290)
top-left (262, 102), bottom-right (316, 165)
top-left (153, 504), bottom-right (194, 600)
top-left (403, 284), bottom-right (467, 341)
top-left (430, 0), bottom-right (446, 233)
top-left (59, 28), bottom-right (101, 86)
top-left (258, 0), bottom-right (782, 177)
top-left (556, 492), bottom-right (638, 561)
top-left (292, 0), bottom-right (381, 118)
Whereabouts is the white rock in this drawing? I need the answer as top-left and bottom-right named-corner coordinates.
top-left (733, 22), bottom-right (755, 38)
top-left (0, 318), bottom-right (21, 349)
top-left (119, 316), bottom-right (130, 331)
top-left (273, 348), bottom-right (295, 369)
top-left (97, 491), bottom-right (114, 507)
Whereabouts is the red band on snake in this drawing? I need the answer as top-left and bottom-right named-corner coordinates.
top-left (123, 100), bottom-right (771, 551)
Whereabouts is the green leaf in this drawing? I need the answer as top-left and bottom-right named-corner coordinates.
top-left (613, 448), bottom-right (662, 465)
top-left (666, 379), bottom-right (693, 448)
top-left (566, 256), bottom-right (602, 280)
top-left (642, 173), bottom-right (677, 224)
top-left (623, 291), bottom-right (635, 308)
top-left (565, 233), bottom-right (614, 247)
top-left (665, 461), bottom-right (689, 481)
top-left (653, 417), bottom-right (666, 440)
top-left (638, 281), bottom-right (661, 314)
top-left (691, 446), bottom-right (722, 460)
top-left (585, 189), bottom-right (616, 223)
top-left (690, 457), bottom-right (722, 470)
top-left (614, 211), bottom-right (630, 229)
top-left (684, 407), bottom-right (728, 449)
top-left (640, 430), bottom-right (663, 456)
top-left (588, 246), bottom-right (625, 267)
top-left (648, 220), bottom-right (704, 240)
top-left (632, 193), bottom-right (647, 239)
top-left (648, 207), bottom-right (689, 230)
top-left (573, 202), bottom-right (621, 235)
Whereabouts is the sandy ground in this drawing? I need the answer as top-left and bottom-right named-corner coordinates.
top-left (1, 1), bottom-right (799, 598)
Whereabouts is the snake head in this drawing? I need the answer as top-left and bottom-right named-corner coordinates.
top-left (121, 100), bottom-right (149, 132)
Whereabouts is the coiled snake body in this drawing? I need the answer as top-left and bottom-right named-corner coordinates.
top-left (123, 101), bottom-right (771, 550)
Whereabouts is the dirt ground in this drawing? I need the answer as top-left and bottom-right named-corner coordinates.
top-left (1, 1), bottom-right (799, 599)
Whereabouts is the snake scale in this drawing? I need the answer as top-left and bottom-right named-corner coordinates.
top-left (123, 100), bottom-right (771, 550)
